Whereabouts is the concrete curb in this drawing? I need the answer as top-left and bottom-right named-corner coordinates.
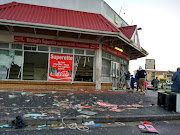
top-left (1, 114), bottom-right (180, 126)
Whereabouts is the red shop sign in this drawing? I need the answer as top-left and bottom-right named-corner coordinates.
top-left (102, 44), bottom-right (129, 60)
top-left (48, 54), bottom-right (73, 81)
top-left (14, 36), bottom-right (99, 49)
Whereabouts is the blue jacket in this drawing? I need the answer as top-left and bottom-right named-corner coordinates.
top-left (172, 69), bottom-right (180, 89)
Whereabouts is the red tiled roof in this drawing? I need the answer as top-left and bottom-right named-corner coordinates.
top-left (0, 2), bottom-right (120, 32)
top-left (119, 25), bottom-right (137, 39)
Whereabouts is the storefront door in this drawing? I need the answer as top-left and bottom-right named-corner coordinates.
top-left (112, 61), bottom-right (120, 89)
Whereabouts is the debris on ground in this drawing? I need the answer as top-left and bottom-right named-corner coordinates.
top-left (138, 121), bottom-right (159, 134)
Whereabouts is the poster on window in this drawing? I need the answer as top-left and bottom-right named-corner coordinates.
top-left (48, 54), bottom-right (73, 81)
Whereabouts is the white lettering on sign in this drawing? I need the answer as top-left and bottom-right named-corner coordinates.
top-left (26, 38), bottom-right (41, 44)
top-left (50, 54), bottom-right (73, 61)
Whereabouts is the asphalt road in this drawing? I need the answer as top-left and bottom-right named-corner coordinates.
top-left (1, 120), bottom-right (180, 135)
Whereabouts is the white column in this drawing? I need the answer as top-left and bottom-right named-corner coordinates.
top-left (95, 43), bottom-right (102, 90)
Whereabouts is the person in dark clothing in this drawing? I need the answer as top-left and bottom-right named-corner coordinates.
top-left (135, 71), bottom-right (140, 91)
top-left (137, 66), bottom-right (147, 92)
top-left (125, 71), bottom-right (130, 89)
top-left (151, 77), bottom-right (160, 90)
top-left (172, 67), bottom-right (180, 93)
top-left (130, 75), bottom-right (136, 90)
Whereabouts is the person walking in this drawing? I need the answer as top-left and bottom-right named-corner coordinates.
top-left (171, 67), bottom-right (180, 93)
top-left (137, 66), bottom-right (147, 93)
top-left (152, 77), bottom-right (160, 90)
top-left (125, 71), bottom-right (131, 90)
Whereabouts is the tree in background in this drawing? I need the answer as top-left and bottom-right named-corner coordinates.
top-left (160, 78), bottom-right (166, 89)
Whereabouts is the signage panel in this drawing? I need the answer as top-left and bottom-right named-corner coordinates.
top-left (145, 59), bottom-right (155, 69)
top-left (14, 36), bottom-right (99, 49)
top-left (49, 54), bottom-right (73, 81)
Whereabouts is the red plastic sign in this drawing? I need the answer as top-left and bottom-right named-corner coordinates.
top-left (14, 36), bottom-right (99, 49)
top-left (48, 54), bottom-right (73, 81)
top-left (102, 44), bottom-right (129, 60)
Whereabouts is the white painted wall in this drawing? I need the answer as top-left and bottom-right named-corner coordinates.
top-left (0, 0), bottom-right (128, 27)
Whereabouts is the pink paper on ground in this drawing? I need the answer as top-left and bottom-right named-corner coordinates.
top-left (144, 124), bottom-right (159, 133)
top-left (97, 101), bottom-right (117, 107)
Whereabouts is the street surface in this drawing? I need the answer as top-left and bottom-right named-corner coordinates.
top-left (0, 120), bottom-right (180, 135)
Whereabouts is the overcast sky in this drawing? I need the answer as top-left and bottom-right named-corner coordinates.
top-left (105, 0), bottom-right (180, 73)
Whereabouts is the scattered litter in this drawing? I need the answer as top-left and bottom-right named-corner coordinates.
top-left (8, 95), bottom-right (18, 99)
top-left (105, 114), bottom-right (110, 120)
top-left (126, 108), bottom-right (138, 110)
top-left (76, 115), bottom-right (90, 118)
top-left (36, 128), bottom-right (42, 130)
top-left (77, 109), bottom-right (82, 112)
top-left (70, 96), bottom-right (75, 99)
top-left (97, 101), bottom-right (117, 107)
top-left (62, 117), bottom-right (89, 131)
top-left (93, 108), bottom-right (106, 111)
top-left (0, 90), bottom-right (5, 92)
top-left (25, 100), bottom-right (30, 102)
top-left (93, 124), bottom-right (101, 127)
top-left (109, 108), bottom-right (124, 112)
top-left (32, 109), bottom-right (35, 112)
top-left (78, 106), bottom-right (94, 109)
top-left (21, 92), bottom-right (27, 96)
top-left (141, 121), bottom-right (152, 125)
top-left (0, 125), bottom-right (10, 128)
top-left (12, 108), bottom-right (19, 111)
top-left (37, 125), bottom-right (47, 128)
top-left (35, 94), bottom-right (46, 97)
top-left (80, 110), bottom-right (98, 115)
top-left (51, 91), bottom-right (57, 94)
top-left (83, 121), bottom-right (95, 126)
top-left (115, 122), bottom-right (125, 126)
top-left (56, 127), bottom-right (65, 129)
top-left (24, 114), bottom-right (46, 118)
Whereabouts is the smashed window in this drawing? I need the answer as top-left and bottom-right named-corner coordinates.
top-left (0, 49), bottom-right (22, 80)
top-left (101, 59), bottom-right (111, 82)
top-left (74, 56), bottom-right (93, 82)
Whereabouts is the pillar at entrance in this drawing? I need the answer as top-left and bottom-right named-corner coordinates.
top-left (95, 43), bottom-right (102, 90)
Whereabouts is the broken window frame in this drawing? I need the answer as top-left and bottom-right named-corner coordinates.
top-left (0, 42), bottom-right (96, 82)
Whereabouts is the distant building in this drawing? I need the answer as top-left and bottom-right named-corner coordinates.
top-left (134, 70), bottom-right (175, 82)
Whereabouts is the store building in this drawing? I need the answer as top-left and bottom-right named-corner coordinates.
top-left (145, 70), bottom-right (175, 82)
top-left (0, 0), bottom-right (148, 90)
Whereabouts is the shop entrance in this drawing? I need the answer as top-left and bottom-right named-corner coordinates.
top-left (112, 61), bottom-right (120, 89)
top-left (23, 52), bottom-right (48, 80)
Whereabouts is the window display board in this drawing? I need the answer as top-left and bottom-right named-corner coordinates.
top-left (48, 54), bottom-right (73, 81)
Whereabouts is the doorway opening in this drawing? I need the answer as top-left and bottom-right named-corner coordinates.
top-left (23, 52), bottom-right (48, 80)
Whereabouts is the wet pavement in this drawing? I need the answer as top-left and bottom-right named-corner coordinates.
top-left (0, 89), bottom-right (179, 123)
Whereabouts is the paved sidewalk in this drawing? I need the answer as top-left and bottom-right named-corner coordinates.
top-left (0, 89), bottom-right (179, 126)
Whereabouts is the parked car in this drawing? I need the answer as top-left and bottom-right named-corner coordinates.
top-left (147, 82), bottom-right (154, 90)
